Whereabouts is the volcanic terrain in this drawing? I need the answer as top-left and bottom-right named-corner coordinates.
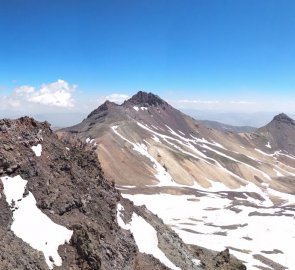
top-left (59, 91), bottom-right (295, 270)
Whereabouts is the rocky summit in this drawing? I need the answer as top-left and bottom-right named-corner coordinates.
top-left (123, 91), bottom-right (168, 107)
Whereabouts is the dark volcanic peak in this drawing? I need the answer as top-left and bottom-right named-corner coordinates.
top-left (87, 100), bottom-right (118, 118)
top-left (123, 91), bottom-right (167, 107)
top-left (272, 113), bottom-right (295, 125)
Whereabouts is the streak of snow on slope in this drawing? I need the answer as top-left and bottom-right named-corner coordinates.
top-left (116, 203), bottom-right (181, 270)
top-left (273, 169), bottom-right (284, 177)
top-left (138, 123), bottom-right (286, 185)
top-left (31, 144), bottom-right (42, 157)
top-left (123, 193), bottom-right (295, 270)
top-left (152, 135), bottom-right (161, 143)
top-left (200, 144), bottom-right (272, 181)
top-left (133, 106), bottom-right (139, 111)
top-left (112, 125), bottom-right (177, 186)
top-left (254, 148), bottom-right (274, 156)
top-left (136, 122), bottom-right (250, 183)
top-left (1, 175), bottom-right (73, 269)
top-left (135, 122), bottom-right (295, 202)
top-left (276, 151), bottom-right (295, 160)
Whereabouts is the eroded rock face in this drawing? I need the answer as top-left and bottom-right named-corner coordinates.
top-left (0, 117), bottom-right (169, 270)
top-left (123, 91), bottom-right (168, 107)
top-left (257, 113), bottom-right (295, 155)
top-left (272, 113), bottom-right (295, 126)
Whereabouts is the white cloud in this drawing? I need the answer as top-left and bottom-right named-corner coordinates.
top-left (28, 80), bottom-right (75, 107)
top-left (15, 85), bottom-right (35, 95)
top-left (1, 80), bottom-right (76, 110)
top-left (230, 101), bottom-right (256, 104)
top-left (178, 99), bottom-right (219, 104)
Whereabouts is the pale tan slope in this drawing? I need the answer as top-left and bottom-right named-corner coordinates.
top-left (92, 119), bottom-right (295, 201)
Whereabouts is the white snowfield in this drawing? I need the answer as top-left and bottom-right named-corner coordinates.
top-left (1, 175), bottom-right (73, 269)
top-left (112, 122), bottom-right (295, 269)
top-left (31, 144), bottom-right (42, 157)
top-left (123, 192), bottom-right (295, 270)
top-left (116, 203), bottom-right (181, 270)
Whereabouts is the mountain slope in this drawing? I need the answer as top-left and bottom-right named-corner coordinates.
top-left (59, 91), bottom-right (295, 192)
top-left (58, 91), bottom-right (295, 270)
top-left (256, 113), bottom-right (295, 155)
top-left (1, 117), bottom-right (220, 270)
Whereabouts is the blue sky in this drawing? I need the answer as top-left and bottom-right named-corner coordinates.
top-left (1, 0), bottom-right (295, 118)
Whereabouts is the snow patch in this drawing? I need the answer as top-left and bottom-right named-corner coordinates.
top-left (1, 175), bottom-right (73, 269)
top-left (31, 144), bottom-right (42, 157)
top-left (265, 142), bottom-right (271, 149)
top-left (133, 106), bottom-right (139, 112)
top-left (192, 259), bottom-right (202, 266)
top-left (116, 204), bottom-right (180, 270)
top-left (152, 135), bottom-right (161, 143)
top-left (273, 169), bottom-right (284, 177)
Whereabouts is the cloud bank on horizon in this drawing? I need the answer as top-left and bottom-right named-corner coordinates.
top-left (1, 79), bottom-right (295, 117)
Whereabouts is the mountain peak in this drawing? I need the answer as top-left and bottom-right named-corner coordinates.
top-left (87, 100), bottom-right (118, 118)
top-left (123, 91), bottom-right (167, 107)
top-left (272, 113), bottom-right (295, 125)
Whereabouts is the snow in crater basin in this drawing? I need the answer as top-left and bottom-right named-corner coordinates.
top-left (116, 204), bottom-right (181, 270)
top-left (1, 175), bottom-right (73, 269)
top-left (122, 193), bottom-right (295, 270)
top-left (133, 106), bottom-right (139, 111)
top-left (31, 144), bottom-right (42, 157)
